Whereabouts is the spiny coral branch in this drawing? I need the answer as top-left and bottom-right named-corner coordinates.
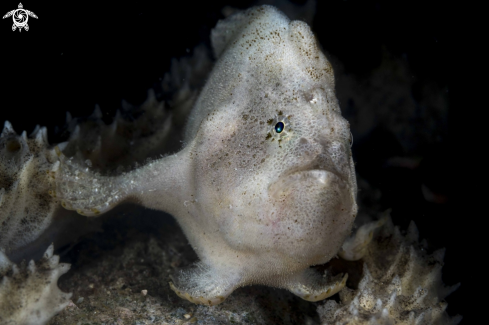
top-left (318, 217), bottom-right (461, 325)
top-left (0, 244), bottom-right (72, 325)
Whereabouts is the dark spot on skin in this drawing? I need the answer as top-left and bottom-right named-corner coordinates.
top-left (6, 139), bottom-right (21, 152)
top-left (265, 133), bottom-right (272, 140)
top-left (267, 119), bottom-right (273, 125)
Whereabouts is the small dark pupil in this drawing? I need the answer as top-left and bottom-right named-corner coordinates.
top-left (275, 122), bottom-right (284, 133)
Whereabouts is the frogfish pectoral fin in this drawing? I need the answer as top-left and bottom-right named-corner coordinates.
top-left (169, 262), bottom-right (241, 306)
top-left (285, 268), bottom-right (348, 302)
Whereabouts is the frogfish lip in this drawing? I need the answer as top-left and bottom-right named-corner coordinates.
top-left (268, 168), bottom-right (346, 199)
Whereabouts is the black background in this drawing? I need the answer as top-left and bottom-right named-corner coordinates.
top-left (1, 0), bottom-right (469, 321)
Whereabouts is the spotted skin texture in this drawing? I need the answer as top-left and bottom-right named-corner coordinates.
top-left (54, 5), bottom-right (358, 305)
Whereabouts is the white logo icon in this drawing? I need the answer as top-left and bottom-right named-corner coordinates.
top-left (3, 3), bottom-right (37, 32)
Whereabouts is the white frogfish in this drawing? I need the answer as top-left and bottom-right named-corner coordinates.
top-left (53, 5), bottom-right (358, 305)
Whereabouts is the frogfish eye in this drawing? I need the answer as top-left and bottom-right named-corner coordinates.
top-left (268, 114), bottom-right (291, 142)
top-left (275, 122), bottom-right (284, 133)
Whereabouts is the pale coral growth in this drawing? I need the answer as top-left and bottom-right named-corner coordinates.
top-left (318, 217), bottom-right (461, 325)
top-left (0, 244), bottom-right (72, 325)
top-left (0, 121), bottom-right (63, 253)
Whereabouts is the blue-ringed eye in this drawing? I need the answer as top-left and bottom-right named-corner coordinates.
top-left (275, 122), bottom-right (284, 133)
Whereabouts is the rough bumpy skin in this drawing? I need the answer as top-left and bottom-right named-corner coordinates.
top-left (54, 6), bottom-right (358, 305)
